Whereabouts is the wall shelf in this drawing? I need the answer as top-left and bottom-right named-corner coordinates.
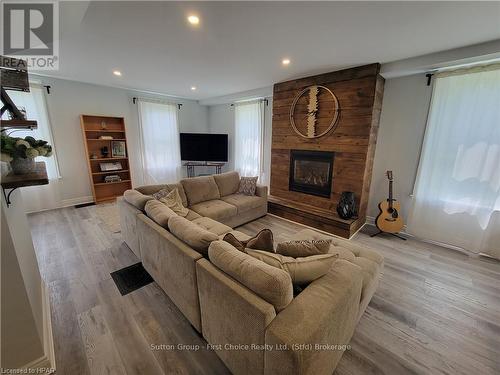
top-left (1, 162), bottom-right (48, 206)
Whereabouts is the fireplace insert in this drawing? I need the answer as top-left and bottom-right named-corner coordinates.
top-left (289, 150), bottom-right (334, 198)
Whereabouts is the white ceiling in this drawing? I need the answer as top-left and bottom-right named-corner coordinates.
top-left (47, 1), bottom-right (500, 100)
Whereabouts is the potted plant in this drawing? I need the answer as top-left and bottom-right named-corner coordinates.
top-left (1, 134), bottom-right (53, 174)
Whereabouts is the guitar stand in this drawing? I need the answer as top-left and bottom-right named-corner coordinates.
top-left (370, 230), bottom-right (407, 241)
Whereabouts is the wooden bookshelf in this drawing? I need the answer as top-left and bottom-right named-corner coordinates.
top-left (80, 115), bottom-right (132, 203)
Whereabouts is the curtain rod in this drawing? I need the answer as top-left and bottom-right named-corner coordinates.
top-left (132, 96), bottom-right (182, 109)
top-left (230, 98), bottom-right (269, 107)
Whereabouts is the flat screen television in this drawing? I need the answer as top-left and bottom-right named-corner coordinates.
top-left (180, 133), bottom-right (228, 162)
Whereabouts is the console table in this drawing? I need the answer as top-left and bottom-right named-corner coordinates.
top-left (184, 162), bottom-right (225, 177)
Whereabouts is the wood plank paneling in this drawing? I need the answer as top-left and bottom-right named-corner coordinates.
top-left (270, 63), bottom-right (384, 238)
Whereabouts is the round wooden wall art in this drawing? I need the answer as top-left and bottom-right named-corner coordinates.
top-left (289, 85), bottom-right (340, 139)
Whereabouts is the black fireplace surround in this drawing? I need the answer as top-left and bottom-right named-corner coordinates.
top-left (289, 150), bottom-right (334, 198)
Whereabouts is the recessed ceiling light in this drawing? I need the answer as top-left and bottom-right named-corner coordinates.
top-left (187, 15), bottom-right (200, 25)
top-left (113, 70), bottom-right (122, 76)
top-left (282, 58), bottom-right (291, 66)
top-left (191, 86), bottom-right (197, 91)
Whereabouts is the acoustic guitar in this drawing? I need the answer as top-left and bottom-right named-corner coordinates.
top-left (374, 171), bottom-right (404, 235)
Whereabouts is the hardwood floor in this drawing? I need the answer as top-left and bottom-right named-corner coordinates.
top-left (28, 206), bottom-right (500, 375)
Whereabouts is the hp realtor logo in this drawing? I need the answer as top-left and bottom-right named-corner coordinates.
top-left (2, 1), bottom-right (59, 70)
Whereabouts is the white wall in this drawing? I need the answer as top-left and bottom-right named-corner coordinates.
top-left (31, 76), bottom-right (208, 210)
top-left (368, 73), bottom-right (433, 221)
top-left (1, 193), bottom-right (47, 369)
top-left (207, 99), bottom-right (273, 186)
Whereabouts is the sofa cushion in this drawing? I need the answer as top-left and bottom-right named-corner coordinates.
top-left (180, 175), bottom-right (221, 206)
top-left (190, 199), bottom-right (238, 222)
top-left (223, 229), bottom-right (274, 253)
top-left (185, 209), bottom-right (202, 221)
top-left (213, 171), bottom-right (240, 197)
top-left (168, 216), bottom-right (218, 255)
top-left (208, 241), bottom-right (293, 312)
top-left (123, 189), bottom-right (153, 210)
top-left (144, 200), bottom-right (177, 228)
top-left (290, 228), bottom-right (384, 265)
top-left (246, 250), bottom-right (338, 285)
top-left (192, 217), bottom-right (232, 236)
top-left (276, 239), bottom-right (332, 258)
top-left (135, 183), bottom-right (188, 207)
top-left (220, 194), bottom-right (266, 214)
top-left (238, 176), bottom-right (258, 196)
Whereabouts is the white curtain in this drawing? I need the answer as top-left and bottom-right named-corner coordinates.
top-left (408, 64), bottom-right (500, 257)
top-left (138, 100), bottom-right (181, 184)
top-left (234, 100), bottom-right (264, 178)
top-left (2, 83), bottom-right (62, 212)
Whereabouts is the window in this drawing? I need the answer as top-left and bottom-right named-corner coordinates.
top-left (234, 100), bottom-right (264, 178)
top-left (408, 64), bottom-right (500, 255)
top-left (138, 100), bottom-right (181, 184)
top-left (1, 83), bottom-right (60, 179)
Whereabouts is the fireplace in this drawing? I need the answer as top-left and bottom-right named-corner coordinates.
top-left (289, 150), bottom-right (334, 198)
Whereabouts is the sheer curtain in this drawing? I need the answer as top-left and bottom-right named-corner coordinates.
top-left (234, 100), bottom-right (264, 178)
top-left (2, 83), bottom-right (62, 212)
top-left (408, 64), bottom-right (500, 258)
top-left (138, 100), bottom-right (181, 184)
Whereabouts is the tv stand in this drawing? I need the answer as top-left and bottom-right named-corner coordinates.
top-left (184, 161), bottom-right (225, 178)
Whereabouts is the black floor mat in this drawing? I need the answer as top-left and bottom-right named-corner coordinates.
top-left (110, 262), bottom-right (154, 296)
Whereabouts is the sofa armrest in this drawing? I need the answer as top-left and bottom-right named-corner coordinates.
top-left (264, 260), bottom-right (363, 375)
top-left (255, 184), bottom-right (268, 198)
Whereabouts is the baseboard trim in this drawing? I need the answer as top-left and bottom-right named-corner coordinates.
top-left (364, 216), bottom-right (474, 255)
top-left (21, 354), bottom-right (52, 370)
top-left (26, 196), bottom-right (94, 214)
top-left (41, 281), bottom-right (56, 371)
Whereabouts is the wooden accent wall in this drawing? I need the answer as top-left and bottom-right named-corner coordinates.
top-left (270, 63), bottom-right (384, 237)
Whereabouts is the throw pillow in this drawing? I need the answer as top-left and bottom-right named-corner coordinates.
top-left (276, 239), bottom-right (332, 258)
top-left (238, 176), bottom-right (258, 196)
top-left (246, 249), bottom-right (338, 285)
top-left (223, 228), bottom-right (274, 253)
top-left (154, 188), bottom-right (189, 217)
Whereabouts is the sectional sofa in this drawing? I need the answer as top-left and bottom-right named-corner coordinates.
top-left (118, 171), bottom-right (383, 375)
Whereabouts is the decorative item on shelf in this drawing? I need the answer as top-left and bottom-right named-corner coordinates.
top-left (90, 153), bottom-right (98, 159)
top-left (100, 121), bottom-right (107, 130)
top-left (289, 85), bottom-right (340, 139)
top-left (100, 146), bottom-right (109, 157)
top-left (111, 140), bottom-right (126, 157)
top-left (336, 191), bottom-right (357, 219)
top-left (99, 161), bottom-right (122, 172)
top-left (98, 135), bottom-right (114, 140)
top-left (0, 134), bottom-right (53, 174)
top-left (104, 175), bottom-right (121, 183)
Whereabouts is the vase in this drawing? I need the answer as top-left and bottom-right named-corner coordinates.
top-left (10, 158), bottom-right (36, 174)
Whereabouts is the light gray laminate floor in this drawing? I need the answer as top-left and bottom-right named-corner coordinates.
top-left (28, 206), bottom-right (500, 375)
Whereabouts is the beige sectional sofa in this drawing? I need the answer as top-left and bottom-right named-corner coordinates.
top-left (118, 171), bottom-right (383, 375)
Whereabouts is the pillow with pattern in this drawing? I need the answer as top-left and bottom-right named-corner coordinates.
top-left (238, 176), bottom-right (258, 196)
top-left (154, 188), bottom-right (189, 217)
